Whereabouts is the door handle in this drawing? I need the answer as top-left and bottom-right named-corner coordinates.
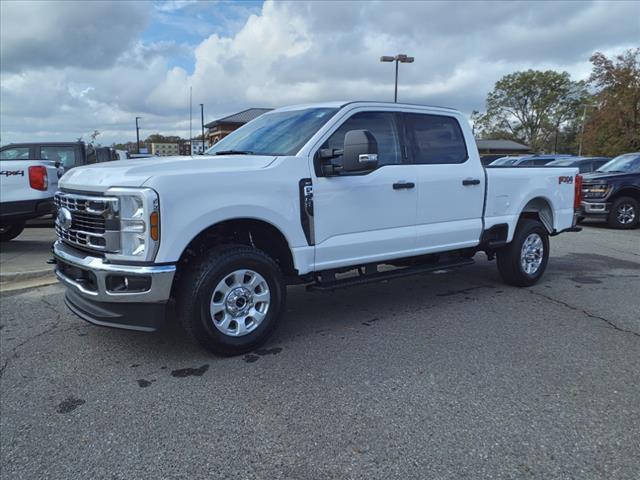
top-left (462, 178), bottom-right (481, 186)
top-left (393, 182), bottom-right (415, 190)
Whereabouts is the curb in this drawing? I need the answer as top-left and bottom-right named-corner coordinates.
top-left (0, 268), bottom-right (54, 283)
top-left (0, 275), bottom-right (58, 294)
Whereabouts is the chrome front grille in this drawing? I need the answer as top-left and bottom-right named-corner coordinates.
top-left (55, 192), bottom-right (119, 252)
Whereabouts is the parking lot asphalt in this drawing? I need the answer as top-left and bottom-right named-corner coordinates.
top-left (0, 227), bottom-right (56, 283)
top-left (1, 224), bottom-right (638, 480)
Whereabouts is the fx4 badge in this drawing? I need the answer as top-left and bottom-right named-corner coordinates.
top-left (558, 176), bottom-right (574, 184)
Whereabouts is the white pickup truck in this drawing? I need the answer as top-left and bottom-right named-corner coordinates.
top-left (0, 144), bottom-right (61, 241)
top-left (53, 101), bottom-right (582, 355)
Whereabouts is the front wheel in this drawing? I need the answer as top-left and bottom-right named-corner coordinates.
top-left (607, 197), bottom-right (638, 229)
top-left (176, 245), bottom-right (286, 356)
top-left (497, 219), bottom-right (549, 287)
top-left (0, 221), bottom-right (25, 242)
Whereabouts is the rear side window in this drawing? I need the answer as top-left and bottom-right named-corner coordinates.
top-left (322, 111), bottom-right (402, 166)
top-left (0, 147), bottom-right (30, 160)
top-left (404, 113), bottom-right (468, 164)
top-left (40, 146), bottom-right (77, 168)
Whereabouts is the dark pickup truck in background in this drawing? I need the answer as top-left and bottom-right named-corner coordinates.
top-left (580, 152), bottom-right (640, 229)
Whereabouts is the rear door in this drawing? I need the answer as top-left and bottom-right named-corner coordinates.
top-left (404, 112), bottom-right (485, 252)
top-left (311, 110), bottom-right (419, 270)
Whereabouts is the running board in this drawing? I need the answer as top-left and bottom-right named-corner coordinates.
top-left (307, 258), bottom-right (475, 292)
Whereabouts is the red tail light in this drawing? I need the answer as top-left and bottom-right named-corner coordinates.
top-left (29, 166), bottom-right (48, 191)
top-left (574, 174), bottom-right (582, 210)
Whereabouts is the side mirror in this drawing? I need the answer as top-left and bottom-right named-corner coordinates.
top-left (342, 129), bottom-right (378, 172)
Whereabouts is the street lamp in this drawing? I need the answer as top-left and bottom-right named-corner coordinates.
top-left (578, 104), bottom-right (598, 156)
top-left (200, 103), bottom-right (205, 154)
top-left (135, 117), bottom-right (142, 154)
top-left (380, 53), bottom-right (415, 103)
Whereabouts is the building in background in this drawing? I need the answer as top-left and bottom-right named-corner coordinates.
top-left (150, 142), bottom-right (179, 156)
top-left (205, 108), bottom-right (272, 145)
top-left (191, 140), bottom-right (206, 155)
top-left (178, 140), bottom-right (191, 156)
top-left (476, 139), bottom-right (531, 165)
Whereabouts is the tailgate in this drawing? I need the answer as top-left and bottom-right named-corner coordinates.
top-left (0, 160), bottom-right (59, 203)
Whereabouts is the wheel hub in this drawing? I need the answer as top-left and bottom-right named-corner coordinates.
top-left (209, 269), bottom-right (271, 337)
top-left (520, 233), bottom-right (544, 275)
top-left (224, 287), bottom-right (253, 317)
top-left (617, 204), bottom-right (635, 224)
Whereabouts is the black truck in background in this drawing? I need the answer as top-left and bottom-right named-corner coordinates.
top-left (580, 153), bottom-right (640, 229)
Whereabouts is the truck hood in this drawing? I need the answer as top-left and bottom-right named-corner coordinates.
top-left (59, 154), bottom-right (277, 193)
top-left (582, 171), bottom-right (639, 182)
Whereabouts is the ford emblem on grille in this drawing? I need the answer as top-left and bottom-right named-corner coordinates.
top-left (57, 207), bottom-right (72, 229)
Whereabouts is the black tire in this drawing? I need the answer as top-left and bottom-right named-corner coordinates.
top-left (0, 222), bottom-right (25, 242)
top-left (176, 244), bottom-right (286, 356)
top-left (607, 196), bottom-right (639, 229)
top-left (497, 219), bottom-right (549, 287)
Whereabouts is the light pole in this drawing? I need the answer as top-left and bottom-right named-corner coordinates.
top-left (135, 116), bottom-right (142, 153)
top-left (200, 103), bottom-right (205, 154)
top-left (380, 54), bottom-right (414, 102)
top-left (578, 104), bottom-right (597, 156)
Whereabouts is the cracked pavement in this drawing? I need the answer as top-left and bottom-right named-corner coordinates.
top-left (1, 223), bottom-right (639, 479)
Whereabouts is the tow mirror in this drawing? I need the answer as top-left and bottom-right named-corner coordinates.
top-left (342, 129), bottom-right (378, 172)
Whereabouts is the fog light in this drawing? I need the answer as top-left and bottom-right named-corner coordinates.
top-left (106, 275), bottom-right (151, 293)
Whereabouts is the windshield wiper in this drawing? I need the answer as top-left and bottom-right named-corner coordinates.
top-left (214, 150), bottom-right (253, 155)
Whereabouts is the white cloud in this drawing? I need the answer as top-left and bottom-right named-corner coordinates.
top-left (1, 0), bottom-right (638, 146)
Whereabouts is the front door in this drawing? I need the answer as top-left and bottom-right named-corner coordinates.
top-left (311, 111), bottom-right (420, 271)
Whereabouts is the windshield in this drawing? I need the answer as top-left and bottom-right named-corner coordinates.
top-left (205, 108), bottom-right (339, 156)
top-left (597, 153), bottom-right (640, 173)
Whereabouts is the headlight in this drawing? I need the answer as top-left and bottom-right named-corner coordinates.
top-left (105, 187), bottom-right (160, 262)
top-left (582, 184), bottom-right (610, 198)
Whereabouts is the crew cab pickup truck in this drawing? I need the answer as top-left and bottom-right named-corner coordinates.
top-left (579, 152), bottom-right (640, 229)
top-left (0, 142), bottom-right (119, 241)
top-left (52, 102), bottom-right (582, 355)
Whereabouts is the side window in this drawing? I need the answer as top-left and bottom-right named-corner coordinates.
top-left (322, 112), bottom-right (401, 166)
top-left (404, 113), bottom-right (467, 164)
top-left (0, 147), bottom-right (30, 160)
top-left (40, 146), bottom-right (77, 168)
top-left (534, 159), bottom-right (549, 166)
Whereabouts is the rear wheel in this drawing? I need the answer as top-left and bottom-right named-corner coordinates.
top-left (607, 197), bottom-right (638, 229)
top-left (497, 219), bottom-right (549, 287)
top-left (176, 245), bottom-right (286, 356)
top-left (0, 222), bottom-right (25, 242)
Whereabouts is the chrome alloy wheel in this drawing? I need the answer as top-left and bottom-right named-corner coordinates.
top-left (520, 233), bottom-right (544, 275)
top-left (210, 269), bottom-right (271, 337)
top-left (617, 203), bottom-right (636, 225)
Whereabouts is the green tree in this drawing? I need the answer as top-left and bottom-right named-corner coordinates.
top-left (582, 48), bottom-right (640, 156)
top-left (479, 70), bottom-right (588, 152)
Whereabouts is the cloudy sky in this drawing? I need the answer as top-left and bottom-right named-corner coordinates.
top-left (1, 0), bottom-right (638, 146)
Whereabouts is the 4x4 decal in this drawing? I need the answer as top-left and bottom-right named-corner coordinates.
top-left (0, 170), bottom-right (25, 177)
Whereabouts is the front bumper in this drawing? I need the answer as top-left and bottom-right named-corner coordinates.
top-left (53, 241), bottom-right (176, 331)
top-left (580, 201), bottom-right (611, 216)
